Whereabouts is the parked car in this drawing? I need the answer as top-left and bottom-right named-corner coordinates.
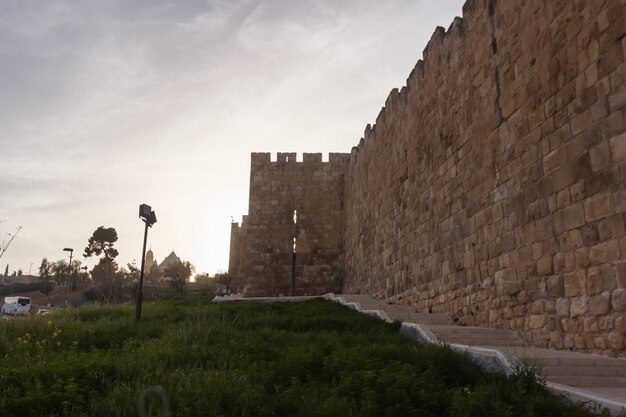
top-left (1, 296), bottom-right (32, 315)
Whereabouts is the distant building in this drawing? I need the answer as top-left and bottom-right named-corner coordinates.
top-left (158, 251), bottom-right (182, 270)
top-left (144, 250), bottom-right (183, 282)
top-left (145, 249), bottom-right (159, 273)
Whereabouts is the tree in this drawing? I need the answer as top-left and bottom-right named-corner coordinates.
top-left (39, 258), bottom-right (51, 279)
top-left (50, 260), bottom-right (69, 285)
top-left (84, 227), bottom-right (119, 302)
top-left (84, 227), bottom-right (119, 260)
top-left (4, 264), bottom-right (8, 276)
top-left (194, 273), bottom-right (211, 284)
top-left (38, 258), bottom-right (54, 300)
top-left (124, 262), bottom-right (140, 283)
top-left (163, 260), bottom-right (194, 294)
top-left (213, 272), bottom-right (232, 295)
top-left (90, 258), bottom-right (120, 301)
top-left (48, 259), bottom-right (88, 288)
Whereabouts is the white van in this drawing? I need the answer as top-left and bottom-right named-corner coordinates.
top-left (1, 296), bottom-right (32, 315)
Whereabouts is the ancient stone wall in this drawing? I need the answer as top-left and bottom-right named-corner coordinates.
top-left (230, 152), bottom-right (350, 296)
top-left (230, 0), bottom-right (625, 355)
top-left (343, 0), bottom-right (626, 354)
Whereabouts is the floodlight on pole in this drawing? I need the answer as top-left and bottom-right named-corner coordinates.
top-left (63, 248), bottom-right (73, 307)
top-left (136, 204), bottom-right (157, 322)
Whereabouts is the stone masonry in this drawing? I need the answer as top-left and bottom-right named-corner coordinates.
top-left (230, 152), bottom-right (350, 297)
top-left (230, 0), bottom-right (626, 356)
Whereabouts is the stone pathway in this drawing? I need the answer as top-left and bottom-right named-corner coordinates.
top-left (334, 294), bottom-right (626, 415)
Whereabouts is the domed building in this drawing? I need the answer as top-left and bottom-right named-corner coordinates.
top-left (143, 250), bottom-right (183, 282)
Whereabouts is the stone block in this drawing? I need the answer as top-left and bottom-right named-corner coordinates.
top-left (562, 203), bottom-right (585, 230)
top-left (570, 296), bottom-right (589, 317)
top-left (608, 331), bottom-right (624, 350)
top-left (612, 289), bottom-right (626, 311)
top-left (611, 132), bottom-right (626, 162)
top-left (556, 298), bottom-right (570, 317)
top-left (589, 243), bottom-right (608, 265)
top-left (617, 260), bottom-right (626, 288)
top-left (584, 317), bottom-right (600, 333)
top-left (564, 270), bottom-right (585, 296)
top-left (530, 300), bottom-right (545, 314)
top-left (615, 189), bottom-right (626, 214)
top-left (588, 291), bottom-right (610, 315)
top-left (547, 274), bottom-right (564, 296)
top-left (535, 216), bottom-right (554, 241)
top-left (575, 248), bottom-right (590, 269)
top-left (601, 264), bottom-right (617, 291)
top-left (593, 336), bottom-right (607, 349)
top-left (586, 266), bottom-right (603, 294)
top-left (529, 314), bottom-right (546, 329)
top-left (570, 180), bottom-right (586, 202)
top-left (584, 192), bottom-right (614, 222)
top-left (589, 142), bottom-right (611, 172)
top-left (537, 256), bottom-right (553, 275)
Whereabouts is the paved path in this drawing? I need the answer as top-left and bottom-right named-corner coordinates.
top-left (336, 293), bottom-right (626, 415)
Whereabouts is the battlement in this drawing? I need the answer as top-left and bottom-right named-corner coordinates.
top-left (250, 152), bottom-right (351, 167)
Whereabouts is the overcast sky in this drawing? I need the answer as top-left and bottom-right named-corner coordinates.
top-left (0, 0), bottom-right (463, 276)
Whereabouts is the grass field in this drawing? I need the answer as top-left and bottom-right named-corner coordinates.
top-left (0, 297), bottom-right (610, 416)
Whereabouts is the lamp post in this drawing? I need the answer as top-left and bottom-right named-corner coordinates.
top-left (136, 204), bottom-right (157, 322)
top-left (63, 248), bottom-right (73, 307)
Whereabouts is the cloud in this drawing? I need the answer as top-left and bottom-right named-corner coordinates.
top-left (0, 0), bottom-right (464, 274)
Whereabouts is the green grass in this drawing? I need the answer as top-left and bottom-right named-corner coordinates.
top-left (0, 298), bottom-right (609, 417)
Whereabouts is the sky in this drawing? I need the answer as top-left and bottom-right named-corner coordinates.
top-left (0, 0), bottom-right (464, 277)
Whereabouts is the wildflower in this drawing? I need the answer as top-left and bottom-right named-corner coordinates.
top-left (463, 387), bottom-right (471, 395)
top-left (47, 320), bottom-right (53, 328)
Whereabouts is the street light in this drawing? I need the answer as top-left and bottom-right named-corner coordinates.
top-left (136, 204), bottom-right (157, 322)
top-left (63, 248), bottom-right (73, 307)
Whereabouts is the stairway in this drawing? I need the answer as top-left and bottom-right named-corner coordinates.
top-left (334, 293), bottom-right (626, 411)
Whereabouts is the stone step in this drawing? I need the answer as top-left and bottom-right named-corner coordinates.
top-left (548, 375), bottom-right (626, 388)
top-left (427, 324), bottom-right (525, 347)
top-left (384, 311), bottom-right (450, 321)
top-left (428, 324), bottom-right (514, 334)
top-left (359, 303), bottom-right (414, 311)
top-left (540, 366), bottom-right (626, 378)
top-left (339, 294), bottom-right (382, 301)
top-left (444, 338), bottom-right (526, 347)
top-left (522, 356), bottom-right (626, 368)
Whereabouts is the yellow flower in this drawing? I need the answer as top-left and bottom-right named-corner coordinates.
top-left (47, 320), bottom-right (52, 328)
top-left (463, 387), bottom-right (471, 395)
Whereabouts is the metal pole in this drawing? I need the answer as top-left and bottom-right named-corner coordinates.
top-left (64, 250), bottom-right (73, 307)
top-left (135, 220), bottom-right (149, 322)
top-left (291, 252), bottom-right (296, 296)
